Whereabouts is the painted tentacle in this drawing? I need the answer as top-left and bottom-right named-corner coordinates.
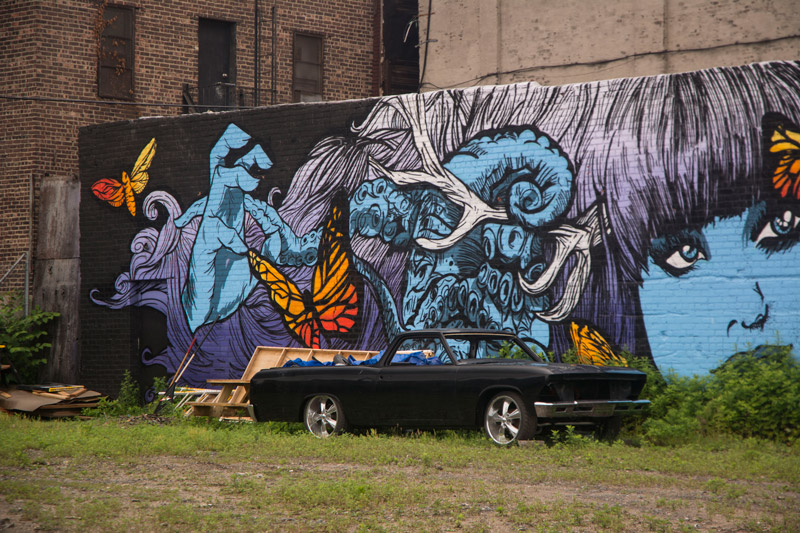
top-left (352, 255), bottom-right (404, 341)
top-left (518, 202), bottom-right (607, 323)
top-left (368, 95), bottom-right (508, 250)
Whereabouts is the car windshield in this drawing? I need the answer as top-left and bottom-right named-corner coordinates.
top-left (444, 335), bottom-right (544, 362)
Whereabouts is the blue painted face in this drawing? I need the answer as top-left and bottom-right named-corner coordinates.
top-left (640, 203), bottom-right (800, 376)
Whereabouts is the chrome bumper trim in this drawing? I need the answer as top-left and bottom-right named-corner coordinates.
top-left (534, 399), bottom-right (650, 418)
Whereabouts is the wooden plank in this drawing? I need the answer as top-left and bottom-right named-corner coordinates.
top-left (65, 387), bottom-right (88, 398)
top-left (188, 401), bottom-right (251, 408)
top-left (32, 391), bottom-right (71, 400)
top-left (38, 402), bottom-right (100, 410)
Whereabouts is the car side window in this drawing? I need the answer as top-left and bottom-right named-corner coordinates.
top-left (392, 337), bottom-right (453, 365)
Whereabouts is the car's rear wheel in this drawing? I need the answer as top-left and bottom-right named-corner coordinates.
top-left (484, 392), bottom-right (535, 446)
top-left (304, 394), bottom-right (347, 438)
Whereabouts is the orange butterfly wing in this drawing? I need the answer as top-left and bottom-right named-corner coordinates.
top-left (767, 121), bottom-right (800, 200)
top-left (568, 321), bottom-right (628, 367)
top-left (312, 202), bottom-right (361, 337)
top-left (248, 250), bottom-right (318, 347)
top-left (248, 198), bottom-right (362, 349)
top-left (91, 177), bottom-right (125, 207)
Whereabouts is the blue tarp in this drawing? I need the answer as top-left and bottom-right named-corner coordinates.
top-left (281, 350), bottom-right (443, 367)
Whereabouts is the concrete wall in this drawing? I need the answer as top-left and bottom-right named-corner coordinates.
top-left (418, 0), bottom-right (800, 90)
top-left (80, 61), bottom-right (800, 395)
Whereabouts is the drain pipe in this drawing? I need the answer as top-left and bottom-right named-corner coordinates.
top-left (254, 0), bottom-right (260, 106)
top-left (25, 173), bottom-right (32, 316)
top-left (271, 5), bottom-right (277, 105)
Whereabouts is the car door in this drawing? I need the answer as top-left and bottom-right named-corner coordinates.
top-left (373, 335), bottom-right (457, 425)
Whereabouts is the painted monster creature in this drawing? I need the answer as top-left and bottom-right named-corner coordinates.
top-left (346, 95), bottom-right (606, 348)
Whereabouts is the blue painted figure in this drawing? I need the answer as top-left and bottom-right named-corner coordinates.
top-left (175, 124), bottom-right (273, 331)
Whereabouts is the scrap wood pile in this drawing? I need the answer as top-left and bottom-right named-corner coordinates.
top-left (0, 384), bottom-right (104, 418)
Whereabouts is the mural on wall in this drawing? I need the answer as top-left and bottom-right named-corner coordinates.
top-left (88, 61), bottom-right (800, 384)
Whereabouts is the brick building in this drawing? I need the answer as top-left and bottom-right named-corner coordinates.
top-left (1, 0), bottom-right (379, 287)
top-left (1, 0), bottom-right (415, 382)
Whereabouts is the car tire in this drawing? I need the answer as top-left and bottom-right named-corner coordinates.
top-left (484, 392), bottom-right (535, 446)
top-left (304, 394), bottom-right (348, 438)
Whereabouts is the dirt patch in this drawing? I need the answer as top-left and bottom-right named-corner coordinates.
top-left (2, 452), bottom-right (797, 532)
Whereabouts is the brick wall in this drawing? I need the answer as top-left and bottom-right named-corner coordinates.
top-left (0, 0), bottom-right (376, 294)
top-left (80, 61), bottom-right (800, 395)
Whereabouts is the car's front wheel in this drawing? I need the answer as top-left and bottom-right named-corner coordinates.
top-left (484, 392), bottom-right (536, 446)
top-left (304, 394), bottom-right (347, 438)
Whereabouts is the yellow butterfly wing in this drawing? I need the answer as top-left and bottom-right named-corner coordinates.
top-left (569, 321), bottom-right (628, 366)
top-left (129, 138), bottom-right (156, 195)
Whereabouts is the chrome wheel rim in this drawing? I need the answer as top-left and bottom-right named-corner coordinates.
top-left (305, 395), bottom-right (340, 438)
top-left (485, 395), bottom-right (522, 445)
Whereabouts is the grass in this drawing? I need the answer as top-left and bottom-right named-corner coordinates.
top-left (1, 414), bottom-right (799, 532)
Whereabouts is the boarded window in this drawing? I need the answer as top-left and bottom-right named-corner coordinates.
top-left (293, 33), bottom-right (323, 102)
top-left (98, 5), bottom-right (134, 99)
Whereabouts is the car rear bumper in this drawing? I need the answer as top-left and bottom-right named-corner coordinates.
top-left (534, 399), bottom-right (650, 418)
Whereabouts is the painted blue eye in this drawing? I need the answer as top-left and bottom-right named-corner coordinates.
top-left (755, 210), bottom-right (799, 249)
top-left (665, 245), bottom-right (706, 271)
top-left (650, 228), bottom-right (709, 277)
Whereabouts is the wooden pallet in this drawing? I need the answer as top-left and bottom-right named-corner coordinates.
top-left (186, 347), bottom-right (379, 420)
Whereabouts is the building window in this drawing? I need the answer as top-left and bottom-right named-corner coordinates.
top-left (98, 5), bottom-right (135, 100)
top-left (293, 33), bottom-right (323, 102)
top-left (198, 18), bottom-right (236, 109)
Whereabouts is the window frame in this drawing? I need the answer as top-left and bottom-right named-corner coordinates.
top-left (97, 4), bottom-right (135, 100)
top-left (292, 31), bottom-right (324, 102)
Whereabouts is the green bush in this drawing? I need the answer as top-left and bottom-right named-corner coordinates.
top-left (0, 293), bottom-right (59, 384)
top-left (641, 345), bottom-right (800, 445)
top-left (702, 345), bottom-right (799, 442)
top-left (83, 370), bottom-right (146, 417)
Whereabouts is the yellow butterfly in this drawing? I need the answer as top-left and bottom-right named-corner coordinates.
top-left (91, 138), bottom-right (156, 216)
top-left (568, 321), bottom-right (628, 367)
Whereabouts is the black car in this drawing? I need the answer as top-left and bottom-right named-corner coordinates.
top-left (249, 329), bottom-right (649, 445)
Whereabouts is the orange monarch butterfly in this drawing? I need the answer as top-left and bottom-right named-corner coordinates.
top-left (91, 138), bottom-right (156, 216)
top-left (766, 116), bottom-right (800, 200)
top-left (568, 321), bottom-right (628, 367)
top-left (248, 199), bottom-right (362, 349)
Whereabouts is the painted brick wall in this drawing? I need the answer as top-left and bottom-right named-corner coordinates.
top-left (80, 61), bottom-right (800, 396)
top-left (0, 0), bottom-right (376, 294)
